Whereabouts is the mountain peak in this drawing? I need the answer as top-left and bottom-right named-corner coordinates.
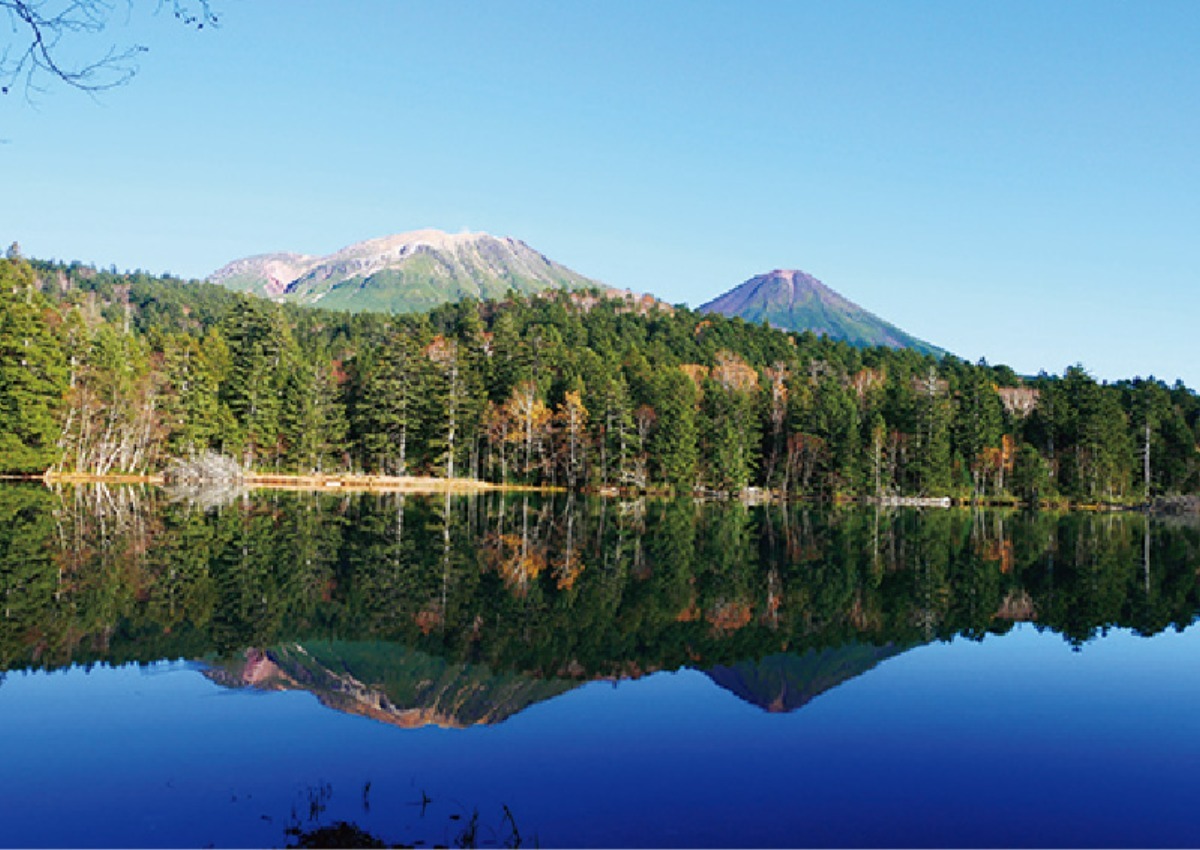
top-left (700, 269), bottom-right (943, 355)
top-left (333, 228), bottom-right (491, 257)
top-left (766, 268), bottom-right (817, 281)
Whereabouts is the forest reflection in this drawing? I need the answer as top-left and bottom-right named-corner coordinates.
top-left (2, 484), bottom-right (1198, 724)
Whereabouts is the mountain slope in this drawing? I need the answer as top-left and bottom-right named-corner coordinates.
top-left (705, 643), bottom-right (909, 713)
top-left (208, 229), bottom-right (599, 314)
top-left (699, 269), bottom-right (944, 356)
top-left (204, 642), bottom-right (581, 729)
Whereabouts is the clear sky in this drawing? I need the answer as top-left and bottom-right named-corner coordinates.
top-left (3, 1), bottom-right (1198, 387)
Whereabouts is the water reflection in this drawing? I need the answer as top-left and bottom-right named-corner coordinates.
top-left (1, 484), bottom-right (1198, 727)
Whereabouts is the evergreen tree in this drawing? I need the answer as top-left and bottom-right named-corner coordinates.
top-left (161, 328), bottom-right (231, 456)
top-left (954, 368), bottom-right (1003, 497)
top-left (356, 330), bottom-right (422, 475)
top-left (910, 367), bottom-right (952, 495)
top-left (220, 298), bottom-right (297, 469)
top-left (281, 358), bottom-right (349, 473)
top-left (649, 368), bottom-right (699, 493)
top-left (0, 257), bottom-right (67, 473)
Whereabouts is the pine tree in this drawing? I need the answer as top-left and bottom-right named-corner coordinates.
top-left (161, 328), bottom-right (231, 457)
top-left (281, 358), bottom-right (349, 473)
top-left (650, 368), bottom-right (698, 493)
top-left (220, 298), bottom-right (296, 469)
top-left (358, 330), bottom-right (422, 475)
top-left (700, 352), bottom-right (761, 492)
top-left (423, 335), bottom-right (477, 479)
top-left (911, 367), bottom-right (952, 495)
top-left (0, 257), bottom-right (67, 473)
top-left (954, 369), bottom-right (1003, 497)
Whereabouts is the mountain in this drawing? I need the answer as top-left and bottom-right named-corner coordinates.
top-left (208, 229), bottom-right (599, 314)
top-left (204, 642), bottom-right (580, 729)
top-left (705, 643), bottom-right (909, 713)
top-left (699, 269), bottom-right (944, 356)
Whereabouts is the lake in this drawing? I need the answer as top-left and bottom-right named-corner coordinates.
top-left (1, 485), bottom-right (1199, 848)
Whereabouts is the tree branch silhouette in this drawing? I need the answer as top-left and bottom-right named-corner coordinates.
top-left (1, 1), bottom-right (216, 96)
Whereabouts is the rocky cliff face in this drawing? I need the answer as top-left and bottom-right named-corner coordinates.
top-left (209, 229), bottom-right (598, 314)
top-left (700, 269), bottom-right (944, 356)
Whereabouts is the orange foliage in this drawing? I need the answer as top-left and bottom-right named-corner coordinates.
top-left (980, 539), bottom-right (1015, 574)
top-left (764, 364), bottom-right (789, 404)
top-left (705, 599), bottom-right (754, 635)
top-left (976, 434), bottom-right (1016, 492)
top-left (483, 532), bottom-right (547, 597)
top-left (1002, 433), bottom-right (1016, 467)
top-left (851, 367), bottom-right (886, 401)
top-left (414, 606), bottom-right (444, 635)
top-left (553, 553), bottom-right (585, 590)
top-left (424, 335), bottom-right (457, 365)
top-left (711, 350), bottom-right (759, 393)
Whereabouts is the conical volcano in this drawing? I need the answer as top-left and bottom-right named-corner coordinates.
top-left (700, 269), bottom-right (943, 355)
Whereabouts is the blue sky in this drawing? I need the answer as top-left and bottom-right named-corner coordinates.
top-left (3, 1), bottom-right (1198, 387)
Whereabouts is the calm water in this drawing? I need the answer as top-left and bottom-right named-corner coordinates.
top-left (1, 485), bottom-right (1199, 848)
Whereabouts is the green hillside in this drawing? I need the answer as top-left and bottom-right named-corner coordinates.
top-left (209, 230), bottom-right (596, 314)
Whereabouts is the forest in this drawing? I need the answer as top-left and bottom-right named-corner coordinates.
top-left (1, 249), bottom-right (1198, 503)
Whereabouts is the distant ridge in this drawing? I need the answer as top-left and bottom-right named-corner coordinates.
top-left (209, 229), bottom-right (599, 314)
top-left (699, 269), bottom-right (944, 356)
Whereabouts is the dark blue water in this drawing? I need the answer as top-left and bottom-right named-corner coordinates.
top-left (3, 624), bottom-right (1200, 848)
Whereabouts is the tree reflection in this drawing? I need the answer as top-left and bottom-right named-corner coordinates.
top-left (2, 484), bottom-right (1199, 686)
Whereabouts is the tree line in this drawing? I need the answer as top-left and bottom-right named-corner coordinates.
top-left (2, 251), bottom-right (1198, 503)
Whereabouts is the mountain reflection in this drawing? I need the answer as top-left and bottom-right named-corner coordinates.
top-left (1, 484), bottom-right (1198, 726)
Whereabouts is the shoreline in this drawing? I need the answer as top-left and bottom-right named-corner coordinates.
top-left (1, 473), bottom-right (1180, 512)
top-left (35, 471), bottom-right (563, 495)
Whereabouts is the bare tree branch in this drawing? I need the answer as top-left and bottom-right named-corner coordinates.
top-left (1, 1), bottom-right (216, 96)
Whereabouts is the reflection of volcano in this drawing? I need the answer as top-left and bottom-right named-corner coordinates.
top-left (705, 643), bottom-right (909, 713)
top-left (204, 642), bottom-right (580, 729)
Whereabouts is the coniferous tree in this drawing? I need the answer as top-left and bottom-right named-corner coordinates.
top-left (910, 367), bottom-right (952, 495)
top-left (161, 328), bottom-right (231, 457)
top-left (954, 368), bottom-right (1003, 497)
top-left (0, 256), bottom-right (67, 473)
top-left (650, 368), bottom-right (699, 493)
top-left (357, 329), bottom-right (423, 475)
top-left (220, 298), bottom-right (296, 469)
top-left (281, 358), bottom-right (348, 473)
